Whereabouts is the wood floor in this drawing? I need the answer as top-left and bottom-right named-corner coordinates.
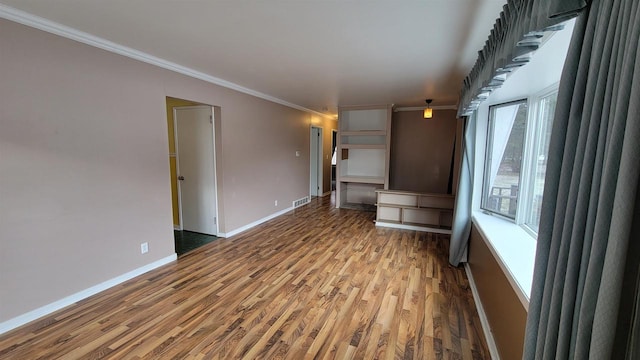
top-left (0, 195), bottom-right (490, 359)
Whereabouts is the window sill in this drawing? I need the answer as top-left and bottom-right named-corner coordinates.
top-left (471, 211), bottom-right (536, 310)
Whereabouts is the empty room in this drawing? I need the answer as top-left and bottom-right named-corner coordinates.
top-left (1, 0), bottom-right (638, 359)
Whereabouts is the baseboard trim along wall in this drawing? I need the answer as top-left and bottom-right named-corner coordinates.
top-left (219, 206), bottom-right (294, 238)
top-left (464, 263), bottom-right (501, 360)
top-left (0, 254), bottom-right (177, 335)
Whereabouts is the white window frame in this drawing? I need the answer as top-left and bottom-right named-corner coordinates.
top-left (481, 83), bottom-right (559, 237)
top-left (519, 83), bottom-right (559, 236)
top-left (481, 98), bottom-right (529, 221)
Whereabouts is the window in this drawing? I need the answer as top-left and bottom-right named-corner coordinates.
top-left (482, 100), bottom-right (528, 219)
top-left (523, 90), bottom-right (557, 232)
top-left (481, 88), bottom-right (558, 234)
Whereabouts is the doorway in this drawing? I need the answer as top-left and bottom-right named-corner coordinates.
top-left (331, 129), bottom-right (337, 191)
top-left (167, 103), bottom-right (220, 256)
top-left (310, 126), bottom-right (323, 197)
top-left (174, 105), bottom-right (218, 235)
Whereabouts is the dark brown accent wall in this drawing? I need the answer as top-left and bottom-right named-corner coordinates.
top-left (390, 109), bottom-right (458, 193)
top-left (468, 224), bottom-right (528, 360)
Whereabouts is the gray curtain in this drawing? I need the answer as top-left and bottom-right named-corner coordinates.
top-left (449, 114), bottom-right (476, 266)
top-left (523, 0), bottom-right (640, 358)
top-left (458, 0), bottom-right (588, 117)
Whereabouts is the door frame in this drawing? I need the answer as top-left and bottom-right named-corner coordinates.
top-left (173, 105), bottom-right (220, 235)
top-left (331, 129), bottom-right (337, 191)
top-left (310, 126), bottom-right (323, 197)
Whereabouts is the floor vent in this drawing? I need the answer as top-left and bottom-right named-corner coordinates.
top-left (293, 196), bottom-right (310, 208)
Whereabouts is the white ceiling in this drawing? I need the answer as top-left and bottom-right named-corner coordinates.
top-left (0, 0), bottom-right (506, 116)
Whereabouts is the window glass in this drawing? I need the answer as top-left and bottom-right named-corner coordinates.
top-left (482, 100), bottom-right (528, 219)
top-left (525, 92), bottom-right (557, 232)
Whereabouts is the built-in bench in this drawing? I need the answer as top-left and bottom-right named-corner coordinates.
top-left (374, 190), bottom-right (454, 234)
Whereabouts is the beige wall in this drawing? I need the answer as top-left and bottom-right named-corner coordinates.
top-left (0, 19), bottom-right (329, 323)
top-left (468, 224), bottom-right (527, 359)
top-left (390, 109), bottom-right (459, 193)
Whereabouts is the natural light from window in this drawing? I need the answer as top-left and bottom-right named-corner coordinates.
top-left (482, 100), bottom-right (528, 219)
top-left (481, 91), bottom-right (558, 235)
top-left (524, 92), bottom-right (557, 232)
top-left (470, 19), bottom-right (574, 303)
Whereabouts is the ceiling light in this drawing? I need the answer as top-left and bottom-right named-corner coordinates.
top-left (423, 99), bottom-right (433, 119)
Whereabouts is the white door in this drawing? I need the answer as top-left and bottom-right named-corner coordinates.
top-left (310, 127), bottom-right (322, 196)
top-left (175, 106), bottom-right (217, 235)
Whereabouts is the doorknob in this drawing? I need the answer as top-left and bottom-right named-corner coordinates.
top-left (178, 176), bottom-right (185, 181)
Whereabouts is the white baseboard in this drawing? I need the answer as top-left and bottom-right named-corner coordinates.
top-left (375, 221), bottom-right (452, 235)
top-left (464, 263), bottom-right (501, 360)
top-left (173, 225), bottom-right (181, 231)
top-left (0, 254), bottom-right (177, 335)
top-left (218, 206), bottom-right (293, 238)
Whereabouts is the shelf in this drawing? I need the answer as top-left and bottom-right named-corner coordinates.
top-left (403, 221), bottom-right (450, 228)
top-left (339, 176), bottom-right (385, 184)
top-left (375, 190), bottom-right (455, 232)
top-left (402, 221), bottom-right (451, 230)
top-left (374, 220), bottom-right (453, 235)
top-left (374, 189), bottom-right (455, 198)
top-left (376, 203), bottom-right (454, 211)
top-left (341, 144), bottom-right (385, 150)
top-left (341, 130), bottom-right (386, 136)
top-left (337, 105), bottom-right (391, 210)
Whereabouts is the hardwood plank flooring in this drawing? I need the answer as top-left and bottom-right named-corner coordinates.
top-left (0, 195), bottom-right (490, 359)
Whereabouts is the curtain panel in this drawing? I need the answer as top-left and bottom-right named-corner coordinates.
top-left (457, 0), bottom-right (588, 117)
top-left (524, 0), bottom-right (640, 357)
top-left (449, 115), bottom-right (476, 265)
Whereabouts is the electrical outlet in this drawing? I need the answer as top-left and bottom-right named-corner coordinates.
top-left (140, 242), bottom-right (149, 254)
top-left (275, 200), bottom-right (278, 206)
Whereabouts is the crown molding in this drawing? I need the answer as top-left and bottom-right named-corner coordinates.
top-left (394, 105), bottom-right (459, 112)
top-left (0, 4), bottom-right (333, 119)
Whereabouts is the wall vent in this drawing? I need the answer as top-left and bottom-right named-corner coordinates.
top-left (293, 196), bottom-right (310, 208)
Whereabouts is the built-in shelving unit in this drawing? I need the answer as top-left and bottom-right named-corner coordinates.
top-left (341, 144), bottom-right (385, 150)
top-left (340, 130), bottom-right (386, 136)
top-left (375, 190), bottom-right (455, 234)
top-left (336, 105), bottom-right (392, 209)
top-left (340, 175), bottom-right (386, 184)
